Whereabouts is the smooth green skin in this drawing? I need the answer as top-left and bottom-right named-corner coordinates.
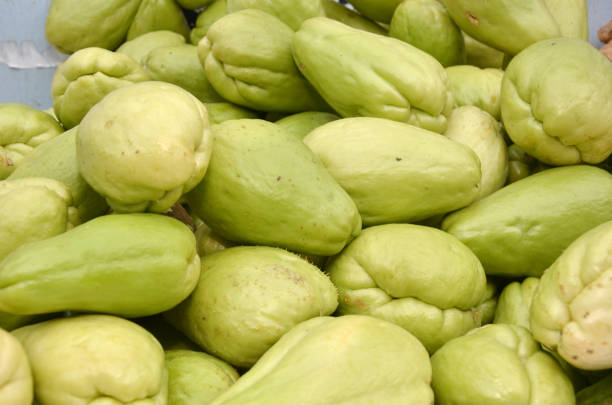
top-left (531, 220), bottom-right (612, 371)
top-left (13, 315), bottom-right (168, 405)
top-left (446, 65), bottom-right (503, 120)
top-left (144, 44), bottom-right (223, 103)
top-left (463, 32), bottom-right (505, 69)
top-left (45, 0), bottom-right (142, 53)
top-left (0, 103), bottom-right (63, 179)
top-left (127, 0), bottom-right (190, 41)
top-left (0, 178), bottom-right (77, 263)
top-left (389, 0), bottom-right (465, 67)
top-left (177, 0), bottom-right (216, 9)
top-left (543, 0), bottom-right (588, 40)
top-left (204, 103), bottom-right (259, 125)
top-left (166, 350), bottom-right (238, 405)
top-left (0, 313), bottom-right (51, 332)
top-left (327, 224), bottom-right (491, 353)
top-left (0, 328), bottom-right (33, 405)
top-left (0, 213), bottom-right (200, 317)
top-left (226, 0), bottom-right (324, 31)
top-left (117, 30), bottom-right (186, 64)
top-left (494, 277), bottom-right (540, 330)
top-left (442, 165), bottom-right (612, 278)
top-left (209, 315), bottom-right (433, 405)
top-left (77, 81), bottom-right (213, 213)
top-left (431, 324), bottom-right (575, 405)
top-left (275, 111), bottom-right (339, 140)
top-left (186, 119), bottom-right (361, 256)
top-left (190, 0), bottom-right (227, 45)
top-left (201, 10), bottom-right (328, 113)
top-left (440, 0), bottom-right (560, 56)
top-left (51, 47), bottom-right (151, 129)
top-left (501, 38), bottom-right (612, 166)
top-left (576, 373), bottom-right (612, 405)
top-left (194, 222), bottom-right (233, 257)
top-left (293, 18), bottom-right (454, 134)
top-left (347, 0), bottom-right (403, 23)
top-left (165, 246), bottom-right (338, 368)
top-left (8, 128), bottom-right (108, 222)
top-left (444, 106), bottom-right (508, 200)
top-left (320, 0), bottom-right (386, 35)
top-left (304, 117), bottom-right (481, 225)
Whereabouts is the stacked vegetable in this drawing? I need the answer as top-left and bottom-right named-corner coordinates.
top-left (1, 0), bottom-right (611, 404)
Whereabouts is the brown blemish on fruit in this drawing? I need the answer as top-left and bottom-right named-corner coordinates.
top-left (396, 157), bottom-right (402, 161)
top-left (587, 349), bottom-right (594, 354)
top-left (105, 120), bottom-right (114, 128)
top-left (584, 311), bottom-right (590, 318)
top-left (276, 176), bottom-right (281, 181)
top-left (6, 157), bottom-right (13, 166)
top-left (467, 12), bottom-right (479, 25)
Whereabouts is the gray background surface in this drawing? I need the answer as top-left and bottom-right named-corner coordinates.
top-left (1, 0), bottom-right (611, 109)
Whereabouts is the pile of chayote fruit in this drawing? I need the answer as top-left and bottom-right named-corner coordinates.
top-left (1, 0), bottom-right (612, 404)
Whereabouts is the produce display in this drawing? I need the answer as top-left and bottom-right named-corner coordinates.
top-left (1, 0), bottom-right (611, 404)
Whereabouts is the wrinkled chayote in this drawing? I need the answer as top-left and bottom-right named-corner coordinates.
top-left (494, 277), bottom-right (540, 331)
top-left (446, 65), bottom-right (504, 120)
top-left (117, 30), bottom-right (186, 64)
top-left (0, 328), bottom-right (33, 405)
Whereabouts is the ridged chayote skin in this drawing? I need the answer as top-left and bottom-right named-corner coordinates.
top-left (8, 127), bottom-right (108, 222)
top-left (190, 0), bottom-right (227, 45)
top-left (442, 165), bottom-right (612, 277)
top-left (440, 0), bottom-right (561, 56)
top-left (275, 111), bottom-right (339, 140)
top-left (389, 0), bottom-right (465, 67)
top-left (431, 324), bottom-right (575, 405)
top-left (117, 30), bottom-right (186, 64)
top-left (446, 65), bottom-right (504, 120)
top-left (164, 246), bottom-right (338, 368)
top-left (77, 81), bottom-right (212, 213)
top-left (13, 315), bottom-right (168, 405)
top-left (346, 0), bottom-right (403, 23)
top-left (0, 177), bottom-right (78, 263)
top-left (0, 328), bottom-right (33, 405)
top-left (204, 102), bottom-right (259, 125)
top-left (51, 47), bottom-right (151, 129)
top-left (444, 106), bottom-right (508, 200)
top-left (166, 349), bottom-right (238, 405)
top-left (501, 38), bottom-right (612, 166)
top-left (0, 103), bottom-right (63, 179)
top-left (530, 220), bottom-right (612, 371)
top-left (304, 117), bottom-right (481, 225)
top-left (0, 213), bottom-right (200, 318)
top-left (209, 315), bottom-right (433, 405)
top-left (200, 9), bottom-right (328, 113)
top-left (45, 0), bottom-right (142, 53)
top-left (327, 224), bottom-right (494, 353)
top-left (320, 0), bottom-right (387, 35)
top-left (293, 17), bottom-right (454, 134)
top-left (126, 0), bottom-right (190, 42)
top-left (494, 277), bottom-right (540, 330)
top-left (226, 0), bottom-right (324, 31)
top-left (186, 119), bottom-right (361, 256)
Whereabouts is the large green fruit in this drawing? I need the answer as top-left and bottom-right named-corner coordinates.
top-left (226, 0), bottom-right (324, 31)
top-left (186, 119), bottom-right (361, 256)
top-left (117, 30), bottom-right (186, 64)
top-left (126, 0), bottom-right (190, 41)
top-left (445, 65), bottom-right (503, 120)
top-left (0, 328), bottom-right (32, 405)
top-left (347, 0), bottom-right (403, 23)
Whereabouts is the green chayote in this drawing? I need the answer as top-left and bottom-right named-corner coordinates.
top-left (126, 0), bottom-right (190, 41)
top-left (190, 0), bottom-right (227, 45)
top-left (445, 65), bottom-right (504, 120)
top-left (0, 328), bottom-right (33, 405)
top-left (275, 111), bottom-right (339, 140)
top-left (226, 0), bottom-right (324, 31)
top-left (117, 30), bottom-right (186, 64)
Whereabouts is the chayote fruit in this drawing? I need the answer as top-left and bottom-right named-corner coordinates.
top-left (8, 127), bottom-right (108, 222)
top-left (13, 315), bottom-right (168, 405)
top-left (0, 103), bottom-right (63, 179)
top-left (530, 220), bottom-right (612, 371)
top-left (166, 349), bottom-right (238, 405)
top-left (226, 0), bottom-right (324, 31)
top-left (293, 17), bottom-right (454, 133)
top-left (204, 102), bottom-right (259, 125)
top-left (45, 0), bottom-right (142, 53)
top-left (165, 246), bottom-right (338, 367)
top-left (440, 0), bottom-right (561, 56)
top-left (186, 119), bottom-right (361, 256)
top-left (177, 0), bottom-right (216, 9)
top-left (143, 44), bottom-right (223, 103)
top-left (463, 32), bottom-right (505, 69)
top-left (0, 328), bottom-right (33, 405)
top-left (327, 224), bottom-right (494, 353)
top-left (0, 213), bottom-right (200, 318)
top-left (444, 106), bottom-right (508, 200)
top-left (190, 0), bottom-right (227, 45)
top-left (275, 111), bottom-right (339, 140)
top-left (442, 165), bottom-right (612, 277)
top-left (77, 81), bottom-right (212, 213)
top-left (117, 30), bottom-right (186, 64)
top-left (304, 117), bottom-right (481, 225)
top-left (200, 9), bottom-right (328, 113)
top-left (209, 315), bottom-right (433, 405)
top-left (194, 222), bottom-right (233, 257)
top-left (389, 0), bottom-right (466, 67)
top-left (501, 38), bottom-right (612, 166)
top-left (494, 277), bottom-right (540, 330)
top-left (431, 324), bottom-right (575, 405)
top-left (320, 0), bottom-right (386, 35)
top-left (446, 65), bottom-right (503, 120)
top-left (0, 177), bottom-right (78, 263)
top-left (51, 47), bottom-right (151, 129)
top-left (346, 0), bottom-right (403, 23)
top-left (543, 0), bottom-right (588, 40)
top-left (126, 0), bottom-right (190, 41)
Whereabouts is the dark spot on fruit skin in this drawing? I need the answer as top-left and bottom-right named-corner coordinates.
top-left (135, 150), bottom-right (140, 154)
top-left (584, 311), bottom-right (590, 318)
top-left (572, 355), bottom-right (579, 360)
top-left (587, 349), bottom-right (594, 354)
top-left (276, 176), bottom-right (281, 181)
top-left (6, 157), bottom-right (13, 166)
top-left (467, 12), bottom-right (479, 25)
top-left (396, 157), bottom-right (402, 162)
top-left (105, 120), bottom-right (113, 128)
